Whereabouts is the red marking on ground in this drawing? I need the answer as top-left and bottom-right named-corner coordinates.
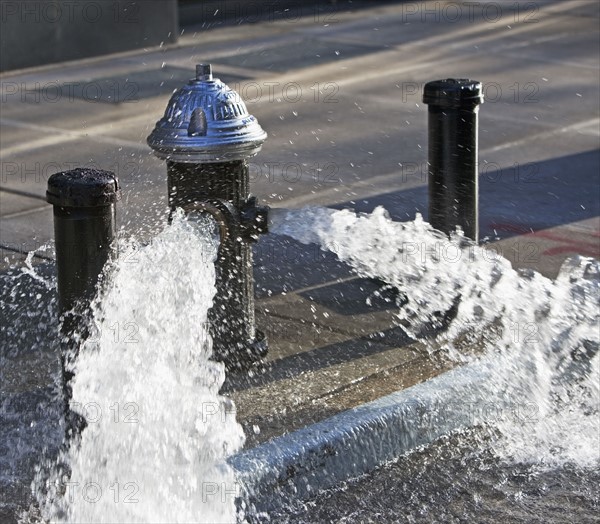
top-left (543, 246), bottom-right (599, 257)
top-left (488, 222), bottom-right (600, 257)
top-left (489, 222), bottom-right (531, 235)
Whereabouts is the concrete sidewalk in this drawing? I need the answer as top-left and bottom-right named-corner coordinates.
top-left (1, 0), bottom-right (599, 520)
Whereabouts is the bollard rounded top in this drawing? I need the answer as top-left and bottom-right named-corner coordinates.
top-left (147, 63), bottom-right (267, 163)
top-left (46, 168), bottom-right (121, 207)
top-left (423, 79), bottom-right (483, 109)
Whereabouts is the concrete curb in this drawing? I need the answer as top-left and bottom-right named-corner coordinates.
top-left (229, 360), bottom-right (496, 513)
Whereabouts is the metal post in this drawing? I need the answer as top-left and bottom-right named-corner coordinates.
top-left (147, 64), bottom-right (269, 371)
top-left (423, 79), bottom-right (483, 242)
top-left (46, 167), bottom-right (120, 434)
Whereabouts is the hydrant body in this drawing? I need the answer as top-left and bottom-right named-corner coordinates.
top-left (147, 64), bottom-right (268, 370)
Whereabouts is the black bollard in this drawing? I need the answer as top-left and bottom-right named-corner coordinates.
top-left (47, 168), bottom-right (120, 315)
top-left (46, 167), bottom-right (120, 434)
top-left (148, 64), bottom-right (269, 371)
top-left (423, 79), bottom-right (483, 242)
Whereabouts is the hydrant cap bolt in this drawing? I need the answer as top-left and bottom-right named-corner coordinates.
top-left (196, 63), bottom-right (213, 81)
top-left (423, 78), bottom-right (483, 108)
top-left (147, 63), bottom-right (267, 163)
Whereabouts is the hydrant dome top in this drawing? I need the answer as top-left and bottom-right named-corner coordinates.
top-left (147, 63), bottom-right (267, 163)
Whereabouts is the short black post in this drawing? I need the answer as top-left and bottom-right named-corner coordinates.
top-left (46, 167), bottom-right (120, 434)
top-left (423, 79), bottom-right (483, 242)
top-left (47, 168), bottom-right (120, 316)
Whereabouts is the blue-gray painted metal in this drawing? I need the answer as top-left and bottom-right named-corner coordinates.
top-left (147, 64), bottom-right (267, 163)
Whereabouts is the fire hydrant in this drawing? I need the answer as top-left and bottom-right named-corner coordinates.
top-left (147, 64), bottom-right (269, 371)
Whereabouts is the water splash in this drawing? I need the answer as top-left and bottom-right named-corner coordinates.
top-left (20, 205), bottom-right (598, 522)
top-left (20, 245), bottom-right (55, 292)
top-left (33, 210), bottom-right (245, 523)
top-left (270, 206), bottom-right (600, 470)
top-left (1, 250), bottom-right (62, 523)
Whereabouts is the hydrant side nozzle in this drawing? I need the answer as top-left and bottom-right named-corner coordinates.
top-left (180, 198), bottom-right (240, 243)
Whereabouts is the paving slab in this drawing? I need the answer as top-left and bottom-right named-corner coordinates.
top-left (0, 191), bottom-right (48, 217)
top-left (0, 206), bottom-right (54, 256)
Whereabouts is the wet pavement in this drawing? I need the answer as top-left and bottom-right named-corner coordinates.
top-left (1, 0), bottom-right (599, 521)
top-left (267, 431), bottom-right (600, 524)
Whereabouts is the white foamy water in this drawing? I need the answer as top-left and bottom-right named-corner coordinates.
top-left (271, 206), bottom-right (600, 470)
top-left (33, 210), bottom-right (245, 523)
top-left (23, 205), bottom-right (598, 523)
